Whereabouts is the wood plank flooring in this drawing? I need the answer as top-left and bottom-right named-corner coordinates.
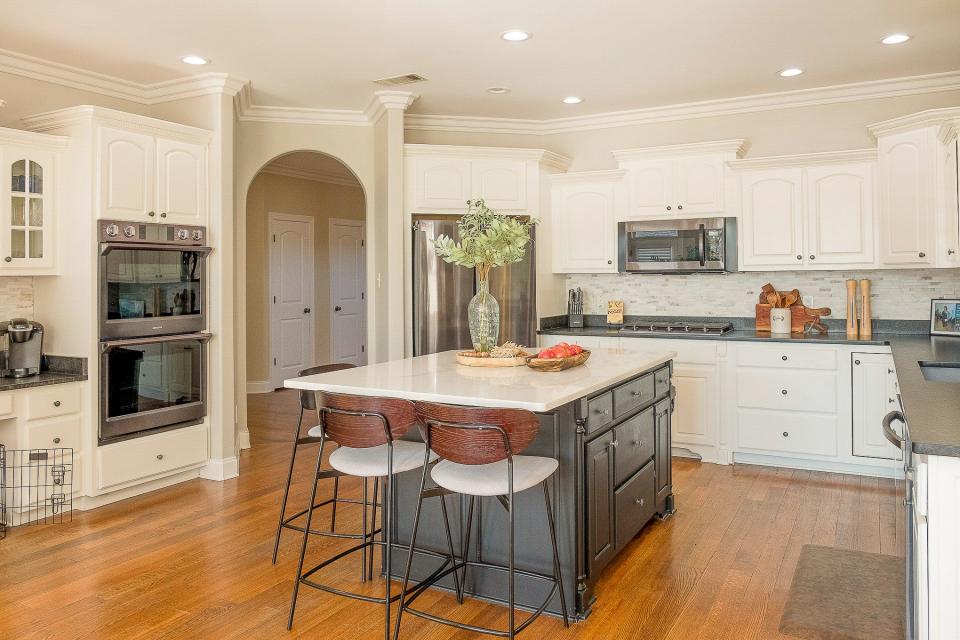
top-left (0, 390), bottom-right (903, 639)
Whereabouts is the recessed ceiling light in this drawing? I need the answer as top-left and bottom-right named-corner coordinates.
top-left (562, 96), bottom-right (583, 104)
top-left (486, 87), bottom-right (511, 94)
top-left (500, 30), bottom-right (531, 42)
top-left (180, 55), bottom-right (209, 65)
top-left (779, 67), bottom-right (804, 77)
top-left (881, 33), bottom-right (911, 45)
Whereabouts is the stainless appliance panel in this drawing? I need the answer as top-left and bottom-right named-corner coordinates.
top-left (413, 218), bottom-right (474, 355)
top-left (618, 217), bottom-right (737, 274)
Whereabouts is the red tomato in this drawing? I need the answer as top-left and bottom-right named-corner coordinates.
top-left (569, 344), bottom-right (584, 355)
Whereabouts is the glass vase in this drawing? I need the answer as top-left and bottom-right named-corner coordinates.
top-left (468, 279), bottom-right (500, 353)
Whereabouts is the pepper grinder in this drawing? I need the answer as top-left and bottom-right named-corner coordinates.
top-left (859, 279), bottom-right (872, 339)
top-left (845, 279), bottom-right (859, 339)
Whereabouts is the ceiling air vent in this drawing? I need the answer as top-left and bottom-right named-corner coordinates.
top-left (373, 73), bottom-right (427, 86)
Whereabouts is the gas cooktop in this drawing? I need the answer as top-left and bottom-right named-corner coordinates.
top-left (618, 321), bottom-right (734, 336)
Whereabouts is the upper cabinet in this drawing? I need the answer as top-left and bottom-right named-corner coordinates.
top-left (612, 140), bottom-right (744, 220)
top-left (97, 126), bottom-right (208, 224)
top-left (550, 171), bottom-right (625, 273)
top-left (938, 120), bottom-right (960, 268)
top-left (405, 145), bottom-right (568, 214)
top-left (0, 130), bottom-right (69, 275)
top-left (730, 152), bottom-right (877, 271)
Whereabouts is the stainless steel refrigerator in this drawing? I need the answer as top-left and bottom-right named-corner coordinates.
top-left (412, 215), bottom-right (536, 356)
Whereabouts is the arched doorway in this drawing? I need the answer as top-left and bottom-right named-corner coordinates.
top-left (244, 151), bottom-right (367, 393)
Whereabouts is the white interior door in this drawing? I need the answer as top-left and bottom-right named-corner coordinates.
top-left (269, 213), bottom-right (315, 388)
top-left (329, 219), bottom-right (366, 365)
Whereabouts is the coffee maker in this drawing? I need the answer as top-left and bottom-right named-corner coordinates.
top-left (0, 318), bottom-right (44, 377)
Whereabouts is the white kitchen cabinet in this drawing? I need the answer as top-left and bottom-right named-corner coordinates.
top-left (0, 130), bottom-right (66, 275)
top-left (613, 141), bottom-right (743, 219)
top-left (738, 168), bottom-right (805, 267)
top-left (98, 127), bottom-right (209, 223)
top-left (550, 171), bottom-right (624, 273)
top-left (471, 159), bottom-right (527, 210)
top-left (876, 127), bottom-right (935, 266)
top-left (805, 163), bottom-right (875, 265)
top-left (410, 156), bottom-right (472, 211)
top-left (96, 423), bottom-right (208, 491)
top-left (939, 135), bottom-right (960, 267)
top-left (851, 353), bottom-right (902, 460)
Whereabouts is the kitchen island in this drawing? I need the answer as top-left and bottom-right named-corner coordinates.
top-left (286, 347), bottom-right (676, 620)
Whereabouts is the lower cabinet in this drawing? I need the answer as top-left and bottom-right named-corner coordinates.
top-left (852, 352), bottom-right (902, 460)
top-left (96, 423), bottom-right (208, 490)
top-left (585, 430), bottom-right (615, 574)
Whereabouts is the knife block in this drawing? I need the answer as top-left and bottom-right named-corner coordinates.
top-left (567, 313), bottom-right (584, 328)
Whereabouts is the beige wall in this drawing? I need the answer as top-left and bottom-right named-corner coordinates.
top-left (245, 171), bottom-right (365, 382)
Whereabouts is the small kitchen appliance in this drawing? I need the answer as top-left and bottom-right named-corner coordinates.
top-left (0, 318), bottom-right (44, 377)
top-left (618, 217), bottom-right (738, 274)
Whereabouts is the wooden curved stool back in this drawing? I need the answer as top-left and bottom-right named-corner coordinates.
top-left (318, 392), bottom-right (418, 447)
top-left (297, 363), bottom-right (356, 412)
top-left (413, 401), bottom-right (540, 464)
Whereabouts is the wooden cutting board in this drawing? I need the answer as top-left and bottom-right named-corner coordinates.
top-left (755, 304), bottom-right (832, 333)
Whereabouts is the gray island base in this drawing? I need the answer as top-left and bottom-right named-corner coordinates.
top-left (285, 349), bottom-right (676, 621)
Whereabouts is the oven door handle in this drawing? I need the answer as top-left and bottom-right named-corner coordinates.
top-left (100, 243), bottom-right (212, 256)
top-left (101, 332), bottom-right (213, 352)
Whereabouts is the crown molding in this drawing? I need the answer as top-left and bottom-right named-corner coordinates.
top-left (727, 148), bottom-right (877, 171)
top-left (868, 106), bottom-right (960, 137)
top-left (21, 105), bottom-right (213, 141)
top-left (0, 47), bottom-right (247, 105)
top-left (235, 82), bottom-right (369, 125)
top-left (260, 164), bottom-right (360, 187)
top-left (364, 90), bottom-right (419, 123)
top-left (0, 126), bottom-right (70, 150)
top-left (404, 143), bottom-right (571, 171)
top-left (939, 117), bottom-right (960, 144)
top-left (549, 169), bottom-right (626, 184)
top-left (406, 70), bottom-right (960, 136)
top-left (613, 139), bottom-right (746, 162)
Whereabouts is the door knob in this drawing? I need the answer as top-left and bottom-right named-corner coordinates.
top-left (334, 305), bottom-right (342, 312)
top-left (303, 308), bottom-right (311, 314)
top-left (919, 252), bottom-right (926, 258)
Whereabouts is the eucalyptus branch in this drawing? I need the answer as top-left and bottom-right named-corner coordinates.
top-left (433, 199), bottom-right (536, 281)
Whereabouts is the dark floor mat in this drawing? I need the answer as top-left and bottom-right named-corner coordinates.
top-left (779, 544), bottom-right (905, 640)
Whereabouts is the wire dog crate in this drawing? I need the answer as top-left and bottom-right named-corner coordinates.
top-left (0, 444), bottom-right (74, 537)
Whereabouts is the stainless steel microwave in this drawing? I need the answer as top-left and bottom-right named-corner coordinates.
top-left (618, 217), bottom-right (738, 274)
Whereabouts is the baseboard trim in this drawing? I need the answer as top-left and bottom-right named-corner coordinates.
top-left (199, 456), bottom-right (240, 481)
top-left (237, 427), bottom-right (251, 451)
top-left (247, 380), bottom-right (275, 394)
top-left (733, 451), bottom-right (902, 478)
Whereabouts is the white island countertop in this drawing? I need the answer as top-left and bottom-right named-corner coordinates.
top-left (284, 348), bottom-right (676, 412)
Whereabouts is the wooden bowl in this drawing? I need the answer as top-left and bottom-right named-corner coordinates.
top-left (525, 350), bottom-right (591, 372)
top-left (456, 351), bottom-right (531, 368)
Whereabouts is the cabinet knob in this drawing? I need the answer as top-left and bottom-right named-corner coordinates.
top-left (3, 256), bottom-right (11, 262)
top-left (53, 400), bottom-right (61, 407)
top-left (889, 398), bottom-right (896, 404)
top-left (854, 359), bottom-right (861, 365)
top-left (607, 259), bottom-right (613, 265)
top-left (631, 390), bottom-right (642, 397)
top-left (53, 437), bottom-right (61, 444)
top-left (781, 355), bottom-right (788, 361)
top-left (634, 497), bottom-right (645, 506)
top-left (809, 255), bottom-right (816, 260)
top-left (157, 454), bottom-right (164, 460)
top-left (611, 440), bottom-right (619, 448)
top-left (796, 255), bottom-right (802, 260)
top-left (677, 205), bottom-right (683, 210)
top-left (782, 431), bottom-right (789, 437)
top-left (160, 212), bottom-right (167, 218)
top-left (919, 252), bottom-right (926, 258)
top-left (148, 211), bottom-right (156, 217)
top-left (666, 205), bottom-right (672, 211)
top-left (949, 249), bottom-right (956, 255)
top-left (633, 440), bottom-right (643, 447)
top-left (780, 389), bottom-right (788, 395)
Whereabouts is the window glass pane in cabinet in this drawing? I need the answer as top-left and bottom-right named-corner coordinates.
top-left (28, 161), bottom-right (43, 194)
top-left (11, 196), bottom-right (25, 226)
top-left (10, 160), bottom-right (25, 193)
top-left (28, 198), bottom-right (43, 227)
top-left (11, 229), bottom-right (25, 258)
top-left (28, 230), bottom-right (42, 259)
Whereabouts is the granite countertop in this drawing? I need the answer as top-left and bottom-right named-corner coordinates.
top-left (285, 349), bottom-right (675, 412)
top-left (0, 355), bottom-right (88, 392)
top-left (538, 325), bottom-right (894, 346)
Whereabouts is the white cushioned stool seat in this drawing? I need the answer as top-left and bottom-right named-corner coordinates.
top-left (326, 440), bottom-right (437, 478)
top-left (431, 456), bottom-right (559, 497)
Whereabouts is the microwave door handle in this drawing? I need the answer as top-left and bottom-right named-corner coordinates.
top-left (698, 224), bottom-right (706, 267)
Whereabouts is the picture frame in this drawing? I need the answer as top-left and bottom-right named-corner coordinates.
top-left (930, 298), bottom-right (960, 336)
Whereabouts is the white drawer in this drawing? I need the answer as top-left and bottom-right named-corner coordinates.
top-left (25, 415), bottom-right (82, 451)
top-left (96, 424), bottom-right (208, 490)
top-left (25, 384), bottom-right (81, 421)
top-left (738, 345), bottom-right (837, 370)
top-left (0, 392), bottom-right (13, 417)
top-left (737, 370), bottom-right (837, 413)
top-left (737, 409), bottom-right (838, 456)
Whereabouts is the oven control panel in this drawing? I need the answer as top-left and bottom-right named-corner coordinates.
top-left (99, 220), bottom-right (206, 246)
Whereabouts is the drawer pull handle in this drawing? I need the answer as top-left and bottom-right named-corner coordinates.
top-left (781, 389), bottom-right (788, 396)
top-left (781, 355), bottom-right (788, 361)
top-left (634, 497), bottom-right (645, 506)
top-left (610, 440), bottom-right (619, 448)
top-left (633, 440), bottom-right (643, 447)
top-left (782, 431), bottom-right (789, 437)
top-left (596, 408), bottom-right (609, 416)
top-left (53, 400), bottom-right (61, 407)
top-left (156, 454), bottom-right (164, 460)
top-left (631, 390), bottom-right (642, 397)
top-left (53, 437), bottom-right (61, 444)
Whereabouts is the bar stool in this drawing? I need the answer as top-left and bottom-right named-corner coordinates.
top-left (394, 401), bottom-right (570, 640)
top-left (271, 363), bottom-right (357, 564)
top-left (288, 392), bottom-right (461, 640)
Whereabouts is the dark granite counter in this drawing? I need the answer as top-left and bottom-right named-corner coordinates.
top-left (538, 325), bottom-right (894, 346)
top-left (0, 355), bottom-right (88, 392)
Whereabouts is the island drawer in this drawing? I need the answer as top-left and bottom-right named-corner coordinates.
top-left (615, 460), bottom-right (656, 548)
top-left (614, 407), bottom-right (655, 486)
top-left (654, 366), bottom-right (671, 398)
top-left (586, 392), bottom-right (613, 434)
top-left (612, 374), bottom-right (655, 418)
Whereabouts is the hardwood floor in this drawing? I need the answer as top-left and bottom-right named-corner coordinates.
top-left (0, 390), bottom-right (904, 639)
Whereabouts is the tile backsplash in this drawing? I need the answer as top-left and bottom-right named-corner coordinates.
top-left (0, 277), bottom-right (34, 320)
top-left (565, 269), bottom-right (960, 320)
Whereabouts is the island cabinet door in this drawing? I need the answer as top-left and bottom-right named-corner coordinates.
top-left (585, 431), bottom-right (616, 576)
top-left (654, 399), bottom-right (672, 510)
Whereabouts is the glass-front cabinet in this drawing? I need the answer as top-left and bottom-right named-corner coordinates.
top-left (2, 146), bottom-right (55, 273)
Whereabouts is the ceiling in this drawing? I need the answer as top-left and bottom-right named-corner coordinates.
top-left (1, 0), bottom-right (958, 119)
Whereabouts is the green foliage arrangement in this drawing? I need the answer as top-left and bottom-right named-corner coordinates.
top-left (433, 199), bottom-right (536, 281)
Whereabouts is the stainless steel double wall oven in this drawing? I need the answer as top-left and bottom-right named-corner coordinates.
top-left (98, 220), bottom-right (211, 443)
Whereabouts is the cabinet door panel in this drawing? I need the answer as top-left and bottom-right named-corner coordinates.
top-left (586, 432), bottom-right (615, 575)
top-left (878, 130), bottom-right (934, 265)
top-left (471, 160), bottom-right (526, 210)
top-left (98, 127), bottom-right (155, 220)
top-left (940, 139), bottom-right (960, 267)
top-left (806, 163), bottom-right (875, 266)
top-left (672, 364), bottom-right (717, 447)
top-left (413, 158), bottom-right (471, 210)
top-left (625, 160), bottom-right (673, 216)
top-left (2, 147), bottom-right (55, 271)
top-left (739, 169), bottom-right (804, 268)
top-left (675, 156), bottom-right (724, 214)
top-left (655, 400), bottom-right (672, 506)
top-left (852, 353), bottom-right (902, 460)
top-left (156, 138), bottom-right (206, 224)
top-left (552, 182), bottom-right (617, 273)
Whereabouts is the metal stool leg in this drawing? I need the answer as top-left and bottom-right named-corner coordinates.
top-left (456, 495), bottom-right (475, 604)
top-left (330, 475), bottom-right (340, 531)
top-left (392, 447), bottom-right (430, 640)
top-left (507, 481), bottom-right (515, 640)
top-left (287, 436), bottom-right (325, 630)
top-left (543, 481), bottom-right (570, 627)
top-left (361, 478), bottom-right (369, 583)
top-left (272, 408), bottom-right (305, 564)
top-left (383, 447), bottom-right (394, 640)
top-left (368, 476), bottom-right (379, 580)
